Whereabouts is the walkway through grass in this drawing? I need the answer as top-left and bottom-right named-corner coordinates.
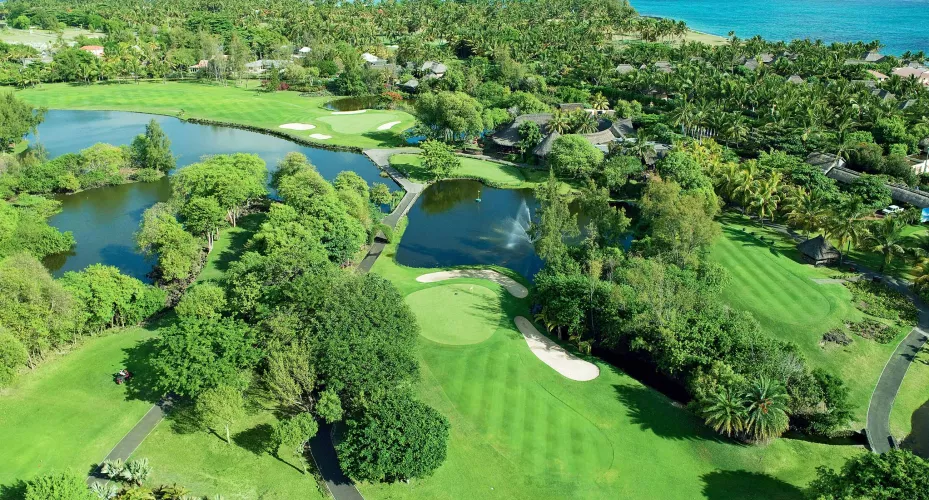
top-left (0, 327), bottom-right (159, 489)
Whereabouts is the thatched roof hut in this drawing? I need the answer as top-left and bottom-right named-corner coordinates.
top-left (798, 236), bottom-right (840, 266)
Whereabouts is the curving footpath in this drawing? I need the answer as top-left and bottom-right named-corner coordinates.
top-left (87, 398), bottom-right (172, 485)
top-left (861, 272), bottom-right (929, 453)
top-left (308, 423), bottom-right (364, 500)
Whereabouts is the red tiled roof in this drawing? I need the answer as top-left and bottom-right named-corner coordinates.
top-left (80, 45), bottom-right (104, 50)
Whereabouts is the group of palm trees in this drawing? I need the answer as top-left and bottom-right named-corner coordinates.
top-left (699, 376), bottom-right (790, 444)
top-left (710, 157), bottom-right (918, 273)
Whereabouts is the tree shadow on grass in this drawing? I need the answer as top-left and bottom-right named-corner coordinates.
top-left (901, 397), bottom-right (929, 459)
top-left (234, 423), bottom-right (275, 456)
top-left (0, 481), bottom-right (26, 500)
top-left (613, 384), bottom-right (726, 443)
top-left (721, 225), bottom-right (787, 258)
top-left (701, 470), bottom-right (804, 500)
top-left (120, 336), bottom-right (162, 404)
top-left (206, 213), bottom-right (265, 279)
top-left (361, 130), bottom-right (405, 147)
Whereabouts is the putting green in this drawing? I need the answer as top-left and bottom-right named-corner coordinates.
top-left (406, 284), bottom-right (501, 345)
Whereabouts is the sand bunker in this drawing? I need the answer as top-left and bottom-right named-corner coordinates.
top-left (416, 269), bottom-right (528, 298)
top-left (377, 121), bottom-right (402, 130)
top-left (279, 123), bottom-right (316, 130)
top-left (331, 110), bottom-right (367, 115)
top-left (514, 317), bottom-right (600, 381)
top-left (309, 134), bottom-right (332, 140)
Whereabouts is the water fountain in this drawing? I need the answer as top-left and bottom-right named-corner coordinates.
top-left (502, 200), bottom-right (534, 249)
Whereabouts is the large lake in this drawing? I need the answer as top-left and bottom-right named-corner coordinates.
top-left (33, 110), bottom-right (546, 281)
top-left (631, 0), bottom-right (929, 54)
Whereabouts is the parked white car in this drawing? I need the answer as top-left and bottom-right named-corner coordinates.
top-left (882, 205), bottom-right (904, 215)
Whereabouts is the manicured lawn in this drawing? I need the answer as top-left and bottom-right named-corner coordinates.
top-left (390, 153), bottom-right (569, 190)
top-left (196, 213), bottom-right (266, 284)
top-left (364, 226), bottom-right (861, 500)
top-left (841, 224), bottom-right (929, 281)
top-left (709, 213), bottom-right (909, 428)
top-left (0, 326), bottom-right (159, 489)
top-left (133, 409), bottom-right (326, 499)
top-left (889, 348), bottom-right (929, 450)
top-left (15, 82), bottom-right (416, 149)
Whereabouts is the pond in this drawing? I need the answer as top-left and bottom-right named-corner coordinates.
top-left (33, 110), bottom-right (389, 280)
top-left (31, 110), bottom-right (563, 283)
top-left (396, 181), bottom-right (544, 278)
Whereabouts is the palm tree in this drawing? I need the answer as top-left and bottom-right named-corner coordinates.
top-left (866, 215), bottom-right (907, 273)
top-left (590, 92), bottom-right (609, 111)
top-left (746, 172), bottom-right (781, 225)
top-left (825, 204), bottom-right (870, 265)
top-left (913, 259), bottom-right (929, 297)
top-left (743, 377), bottom-right (789, 444)
top-left (700, 387), bottom-right (747, 437)
top-left (784, 188), bottom-right (828, 237)
top-left (571, 110), bottom-right (598, 134)
top-left (548, 110), bottom-right (570, 134)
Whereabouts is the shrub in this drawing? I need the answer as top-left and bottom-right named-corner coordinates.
top-left (821, 329), bottom-right (853, 346)
top-left (132, 168), bottom-right (164, 183)
top-left (0, 329), bottom-right (28, 386)
top-left (845, 280), bottom-right (918, 324)
top-left (24, 470), bottom-right (94, 500)
top-left (847, 319), bottom-right (897, 344)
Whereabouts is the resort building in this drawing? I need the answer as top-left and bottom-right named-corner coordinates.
top-left (244, 59), bottom-right (289, 75)
top-left (797, 236), bottom-right (840, 266)
top-left (807, 152), bottom-right (929, 208)
top-left (615, 64), bottom-right (636, 74)
top-left (491, 111), bottom-right (635, 161)
top-left (891, 65), bottom-right (929, 86)
top-left (420, 61), bottom-right (447, 79)
top-left (867, 69), bottom-right (889, 81)
top-left (845, 50), bottom-right (886, 65)
top-left (80, 45), bottom-right (105, 57)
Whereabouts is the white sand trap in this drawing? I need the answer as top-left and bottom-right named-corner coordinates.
top-left (309, 134), bottom-right (332, 140)
top-left (279, 123), bottom-right (316, 130)
top-left (416, 269), bottom-right (528, 298)
top-left (331, 110), bottom-right (367, 115)
top-left (514, 316), bottom-right (600, 381)
top-left (377, 121), bottom-right (402, 131)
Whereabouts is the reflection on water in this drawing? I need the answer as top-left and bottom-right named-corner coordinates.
top-left (324, 96), bottom-right (384, 111)
top-left (396, 181), bottom-right (545, 279)
top-left (33, 110), bottom-right (389, 281)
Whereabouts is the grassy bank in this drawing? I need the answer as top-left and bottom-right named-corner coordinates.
top-left (15, 81), bottom-right (415, 150)
top-left (363, 223), bottom-right (860, 500)
top-left (709, 213), bottom-right (911, 428)
top-left (390, 153), bottom-right (576, 192)
top-left (0, 326), bottom-right (159, 489)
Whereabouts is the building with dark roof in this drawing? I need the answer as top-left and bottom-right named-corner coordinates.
top-left (491, 112), bottom-right (634, 159)
top-left (806, 152), bottom-right (929, 208)
top-left (798, 235), bottom-right (840, 266)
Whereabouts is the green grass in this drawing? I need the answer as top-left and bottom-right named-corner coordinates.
top-left (0, 326), bottom-right (159, 489)
top-left (15, 82), bottom-right (415, 149)
top-left (362, 223), bottom-right (861, 500)
top-left (389, 153), bottom-right (571, 191)
top-left (889, 348), bottom-right (929, 442)
top-left (196, 213), bottom-right (265, 284)
top-left (709, 213), bottom-right (909, 428)
top-left (132, 408), bottom-right (326, 499)
top-left (839, 224), bottom-right (929, 281)
top-left (407, 284), bottom-right (501, 345)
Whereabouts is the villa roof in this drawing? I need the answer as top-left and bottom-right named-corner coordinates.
top-left (610, 117), bottom-right (635, 139)
top-left (806, 152), bottom-right (846, 173)
top-left (867, 69), bottom-right (889, 80)
top-left (401, 78), bottom-right (419, 89)
top-left (872, 88), bottom-right (896, 101)
top-left (557, 103), bottom-right (584, 112)
top-left (420, 61), bottom-right (447, 74)
top-left (80, 45), bottom-right (104, 51)
top-left (861, 50), bottom-right (886, 63)
top-left (532, 130), bottom-right (561, 157)
top-left (743, 59), bottom-right (760, 71)
top-left (787, 75), bottom-right (805, 84)
top-left (797, 236), bottom-right (840, 262)
top-left (808, 152), bottom-right (929, 208)
top-left (492, 114), bottom-right (553, 147)
top-left (361, 52), bottom-right (382, 63)
top-left (615, 64), bottom-right (636, 74)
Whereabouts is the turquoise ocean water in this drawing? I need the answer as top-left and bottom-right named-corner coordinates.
top-left (631, 0), bottom-right (929, 54)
